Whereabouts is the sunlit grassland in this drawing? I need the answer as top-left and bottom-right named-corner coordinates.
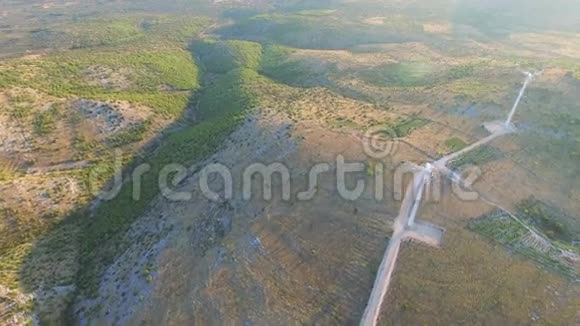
top-left (1, 44), bottom-right (199, 116)
top-left (0, 15), bottom-right (213, 118)
top-left (441, 78), bottom-right (509, 103)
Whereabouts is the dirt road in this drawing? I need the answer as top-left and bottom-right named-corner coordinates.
top-left (360, 72), bottom-right (536, 326)
top-left (360, 169), bottom-right (429, 325)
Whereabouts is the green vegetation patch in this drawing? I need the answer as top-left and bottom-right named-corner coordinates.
top-left (259, 44), bottom-right (320, 85)
top-left (470, 210), bottom-right (528, 243)
top-left (393, 116), bottom-right (430, 137)
top-left (0, 16), bottom-right (214, 119)
top-left (444, 79), bottom-right (506, 103)
top-left (42, 46), bottom-right (200, 91)
top-left (194, 39), bottom-right (263, 74)
top-left (260, 44), bottom-right (295, 72)
top-left (369, 116), bottom-right (430, 139)
top-left (446, 63), bottom-right (477, 80)
top-left (449, 145), bottom-right (503, 169)
top-left (106, 120), bottom-right (152, 148)
top-left (70, 18), bottom-right (144, 49)
top-left (0, 206), bottom-right (67, 290)
top-left (197, 68), bottom-right (262, 120)
top-left (332, 117), bottom-right (358, 129)
top-left (523, 87), bottom-right (580, 138)
top-left (356, 62), bottom-right (435, 87)
top-left (72, 134), bottom-right (108, 162)
top-left (469, 209), bottom-right (578, 279)
top-left (35, 15), bottom-right (212, 50)
top-left (516, 197), bottom-right (579, 244)
top-left (140, 15), bottom-right (212, 43)
top-left (20, 220), bottom-right (81, 290)
top-left (101, 92), bottom-right (191, 118)
top-left (9, 103), bottom-right (34, 120)
top-left (33, 104), bottom-right (61, 136)
top-left (444, 137), bottom-right (467, 152)
top-left (368, 116), bottom-right (430, 138)
top-left (2, 46), bottom-right (198, 117)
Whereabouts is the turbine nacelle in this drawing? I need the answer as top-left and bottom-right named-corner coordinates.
top-left (520, 70), bottom-right (543, 79)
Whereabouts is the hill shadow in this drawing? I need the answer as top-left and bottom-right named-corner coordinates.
top-left (16, 38), bottom-right (257, 323)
